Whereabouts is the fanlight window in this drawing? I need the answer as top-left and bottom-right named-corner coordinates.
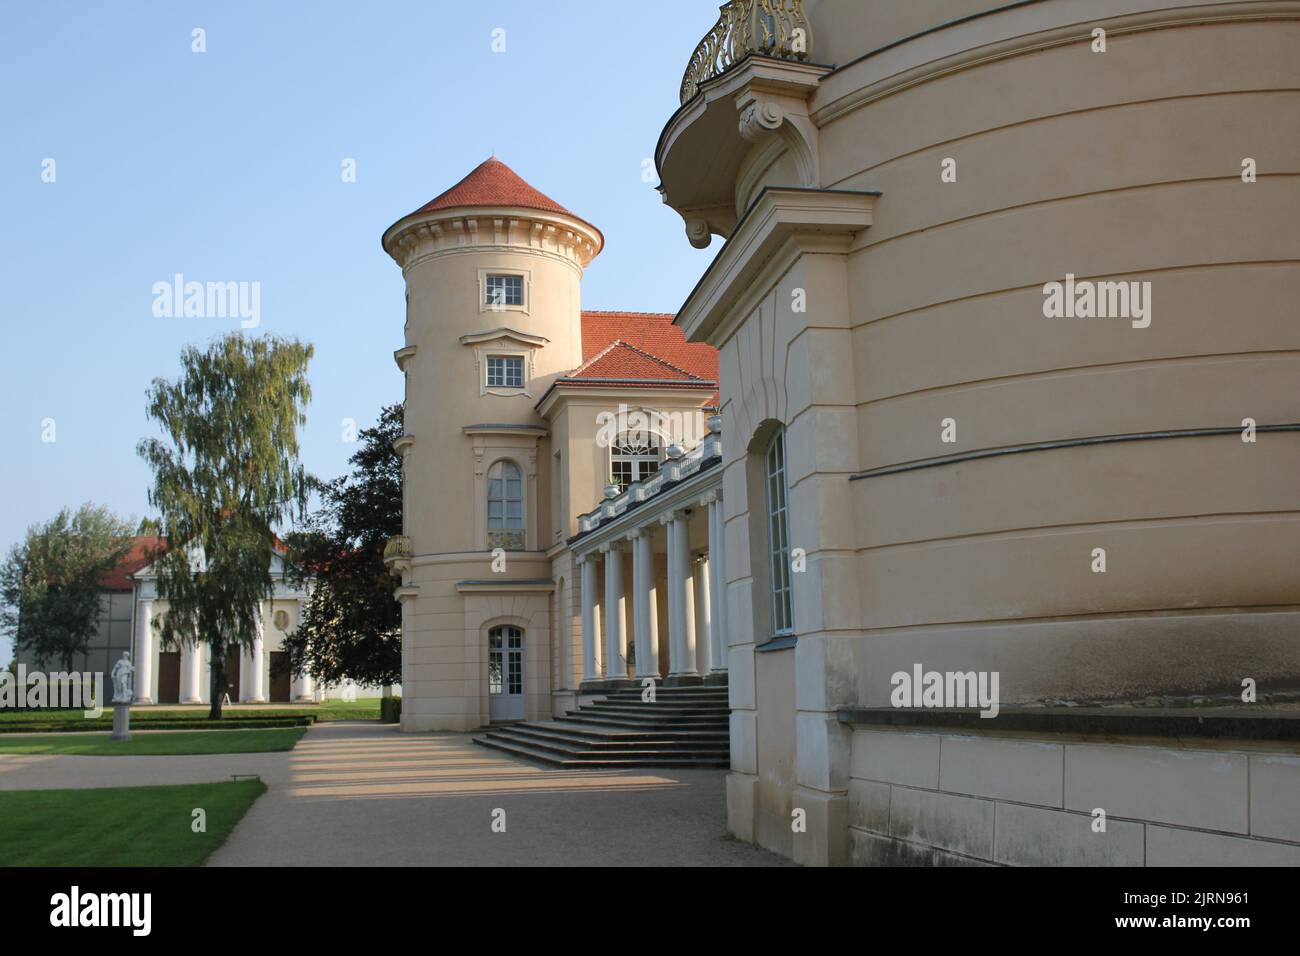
top-left (487, 460), bottom-right (525, 551)
top-left (610, 431), bottom-right (660, 488)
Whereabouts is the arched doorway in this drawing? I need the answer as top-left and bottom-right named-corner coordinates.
top-left (488, 625), bottom-right (525, 721)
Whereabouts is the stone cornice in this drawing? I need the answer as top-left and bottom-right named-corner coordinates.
top-left (656, 55), bottom-right (832, 248)
top-left (535, 382), bottom-right (717, 419)
top-left (456, 578), bottom-right (556, 594)
top-left (382, 205), bottom-right (603, 272)
top-left (675, 186), bottom-right (877, 347)
top-left (461, 423), bottom-right (550, 439)
top-left (459, 327), bottom-right (550, 348)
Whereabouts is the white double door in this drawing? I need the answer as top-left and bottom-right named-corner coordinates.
top-left (488, 625), bottom-right (525, 721)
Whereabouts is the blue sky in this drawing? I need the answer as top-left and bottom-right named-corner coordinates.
top-left (0, 1), bottom-right (722, 660)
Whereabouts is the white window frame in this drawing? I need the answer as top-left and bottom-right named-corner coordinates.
top-left (609, 429), bottom-right (662, 489)
top-left (485, 353), bottom-right (525, 390)
top-left (478, 268), bottom-right (530, 316)
top-left (764, 428), bottom-right (794, 637)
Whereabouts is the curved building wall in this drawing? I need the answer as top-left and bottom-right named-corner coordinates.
top-left (809, 2), bottom-right (1300, 705)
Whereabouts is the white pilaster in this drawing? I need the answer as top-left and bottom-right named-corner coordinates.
top-left (629, 526), bottom-right (660, 681)
top-left (602, 542), bottom-right (628, 681)
top-left (132, 599), bottom-right (155, 704)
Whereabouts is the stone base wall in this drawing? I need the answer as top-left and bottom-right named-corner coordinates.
top-left (846, 725), bottom-right (1300, 866)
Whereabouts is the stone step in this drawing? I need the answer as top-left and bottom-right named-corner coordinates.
top-left (606, 689), bottom-right (729, 700)
top-left (556, 713), bottom-right (728, 732)
top-left (474, 735), bottom-right (729, 769)
top-left (474, 682), bottom-right (731, 769)
top-left (481, 729), bottom-right (730, 762)
top-left (504, 723), bottom-right (729, 751)
top-left (563, 710), bottom-right (728, 726)
top-left (585, 701), bottom-right (728, 717)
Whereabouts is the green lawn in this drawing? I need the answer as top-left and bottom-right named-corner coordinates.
top-left (0, 727), bottom-right (306, 755)
top-left (0, 780), bottom-right (266, 866)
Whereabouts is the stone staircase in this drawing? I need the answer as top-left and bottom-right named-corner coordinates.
top-left (474, 685), bottom-right (730, 768)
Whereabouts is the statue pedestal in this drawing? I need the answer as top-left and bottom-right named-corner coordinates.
top-left (110, 703), bottom-right (131, 742)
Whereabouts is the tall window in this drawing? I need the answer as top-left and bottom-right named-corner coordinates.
top-left (765, 428), bottom-right (794, 636)
top-left (610, 431), bottom-right (660, 488)
top-left (486, 355), bottom-right (524, 388)
top-left (487, 460), bottom-right (525, 550)
top-left (485, 274), bottom-right (524, 308)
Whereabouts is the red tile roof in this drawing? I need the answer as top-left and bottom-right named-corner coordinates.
top-left (570, 340), bottom-right (708, 384)
top-left (99, 536), bottom-right (164, 590)
top-left (579, 312), bottom-right (718, 402)
top-left (407, 157), bottom-right (589, 224)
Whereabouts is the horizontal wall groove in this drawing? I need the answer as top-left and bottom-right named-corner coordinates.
top-left (855, 173), bottom-right (1300, 256)
top-left (856, 510), bottom-right (1300, 554)
top-left (850, 423), bottom-right (1300, 481)
top-left (857, 348), bottom-right (1300, 408)
top-left (825, 87), bottom-right (1300, 188)
top-left (853, 258), bottom-right (1300, 328)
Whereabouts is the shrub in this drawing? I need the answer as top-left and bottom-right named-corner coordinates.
top-left (380, 696), bottom-right (402, 724)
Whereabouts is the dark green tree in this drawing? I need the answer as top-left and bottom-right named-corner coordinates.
top-left (137, 333), bottom-right (313, 718)
top-left (282, 403), bottom-right (402, 688)
top-left (0, 504), bottom-right (136, 672)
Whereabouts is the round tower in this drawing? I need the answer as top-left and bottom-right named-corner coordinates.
top-left (382, 157), bottom-right (603, 731)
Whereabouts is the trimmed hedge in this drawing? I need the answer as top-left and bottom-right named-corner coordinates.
top-left (0, 716), bottom-right (315, 734)
top-left (380, 697), bottom-right (402, 724)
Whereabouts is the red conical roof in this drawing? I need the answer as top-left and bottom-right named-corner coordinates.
top-left (411, 157), bottom-right (578, 219)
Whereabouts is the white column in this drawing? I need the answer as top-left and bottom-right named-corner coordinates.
top-left (602, 542), bottom-right (628, 681)
top-left (693, 553), bottom-right (712, 677)
top-left (664, 510), bottom-right (698, 682)
top-left (247, 610), bottom-right (266, 703)
top-left (292, 670), bottom-right (314, 702)
top-left (579, 555), bottom-right (602, 684)
top-left (180, 634), bottom-right (203, 704)
top-left (629, 526), bottom-right (660, 681)
top-left (704, 489), bottom-right (728, 677)
top-left (291, 600), bottom-right (313, 701)
top-left (132, 599), bottom-right (154, 704)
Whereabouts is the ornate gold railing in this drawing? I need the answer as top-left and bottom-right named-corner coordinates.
top-left (680, 0), bottom-right (813, 104)
top-left (383, 535), bottom-right (412, 566)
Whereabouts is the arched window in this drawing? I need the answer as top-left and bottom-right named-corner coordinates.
top-left (487, 460), bottom-right (524, 550)
top-left (764, 427), bottom-right (794, 635)
top-left (610, 430), bottom-right (660, 488)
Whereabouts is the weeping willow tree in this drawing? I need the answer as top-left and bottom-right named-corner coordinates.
top-left (137, 333), bottom-right (313, 718)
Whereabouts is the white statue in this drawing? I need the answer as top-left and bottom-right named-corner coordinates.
top-left (111, 652), bottom-right (134, 704)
